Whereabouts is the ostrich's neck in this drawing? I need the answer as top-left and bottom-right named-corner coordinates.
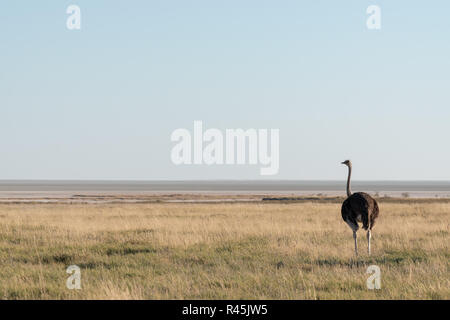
top-left (346, 166), bottom-right (352, 197)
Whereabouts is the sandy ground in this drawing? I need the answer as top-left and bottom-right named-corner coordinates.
top-left (0, 190), bottom-right (449, 203)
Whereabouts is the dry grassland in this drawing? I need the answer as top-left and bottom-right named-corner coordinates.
top-left (0, 200), bottom-right (448, 299)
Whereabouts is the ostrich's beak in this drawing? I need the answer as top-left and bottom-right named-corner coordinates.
top-left (341, 161), bottom-right (345, 164)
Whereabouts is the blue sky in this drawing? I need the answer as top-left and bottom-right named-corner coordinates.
top-left (1, 1), bottom-right (450, 180)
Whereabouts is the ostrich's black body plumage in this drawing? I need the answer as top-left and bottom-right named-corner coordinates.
top-left (341, 192), bottom-right (379, 231)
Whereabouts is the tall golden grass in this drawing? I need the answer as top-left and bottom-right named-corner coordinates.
top-left (0, 200), bottom-right (448, 299)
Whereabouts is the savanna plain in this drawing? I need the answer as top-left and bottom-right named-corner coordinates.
top-left (0, 198), bottom-right (448, 299)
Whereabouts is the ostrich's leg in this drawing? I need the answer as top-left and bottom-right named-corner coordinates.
top-left (367, 230), bottom-right (372, 255)
top-left (353, 231), bottom-right (358, 256)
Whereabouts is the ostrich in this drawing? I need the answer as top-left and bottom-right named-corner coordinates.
top-left (341, 160), bottom-right (379, 256)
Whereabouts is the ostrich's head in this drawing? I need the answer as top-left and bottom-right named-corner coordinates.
top-left (341, 160), bottom-right (352, 167)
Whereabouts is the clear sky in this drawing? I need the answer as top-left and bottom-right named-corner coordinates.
top-left (1, 1), bottom-right (449, 180)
